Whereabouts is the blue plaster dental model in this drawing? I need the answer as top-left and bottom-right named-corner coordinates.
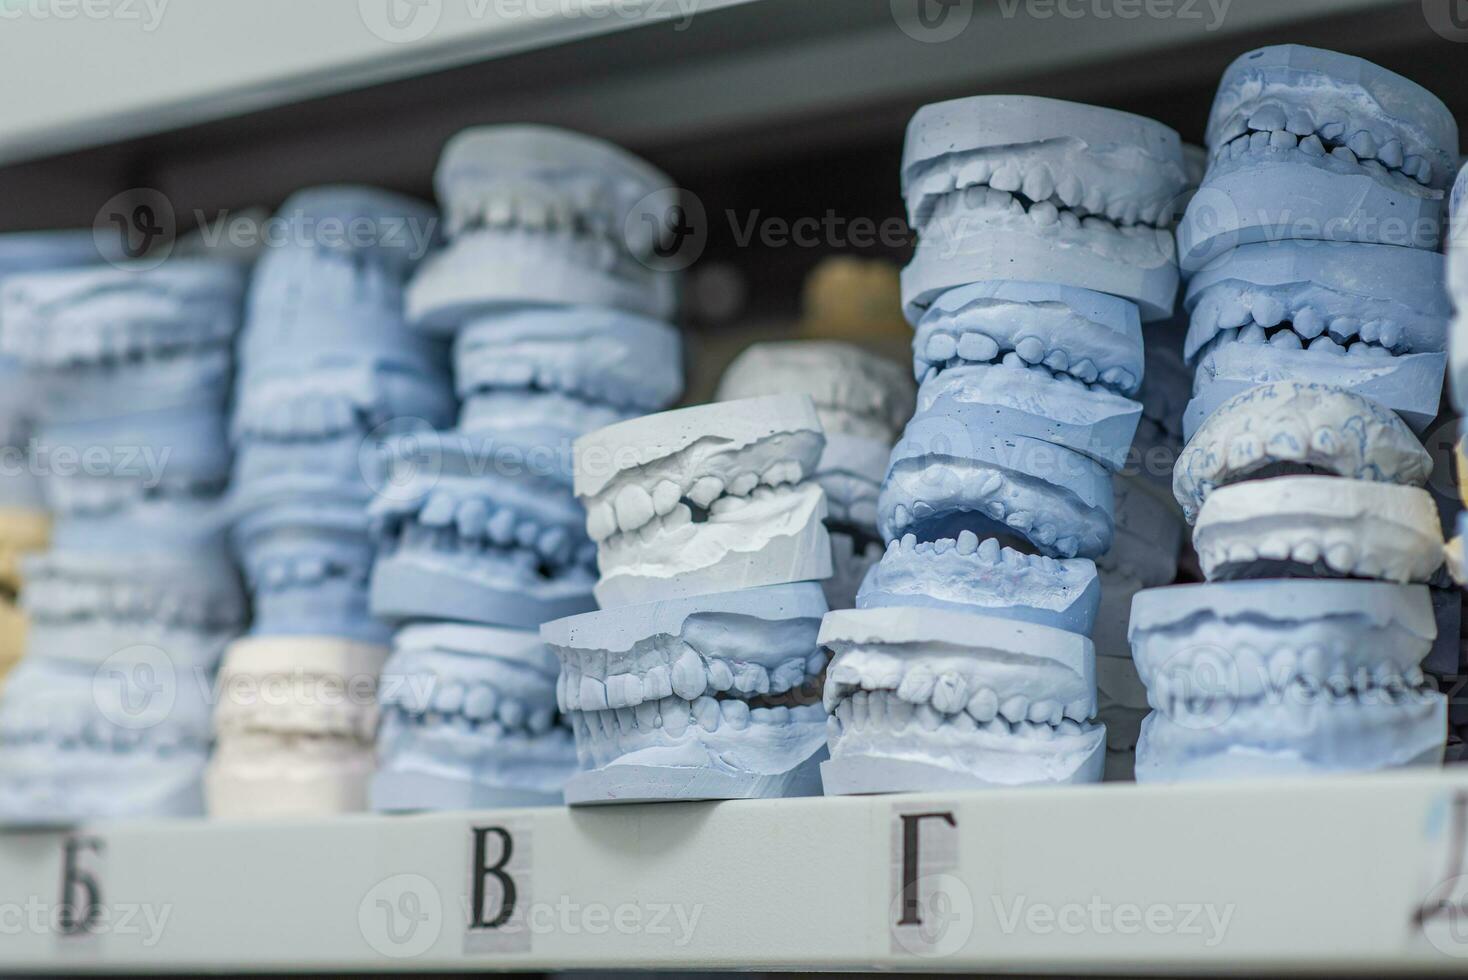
top-left (1450, 163), bottom-right (1468, 412)
top-left (229, 186), bottom-right (452, 640)
top-left (820, 607), bottom-right (1103, 792)
top-left (1177, 45), bottom-right (1458, 271)
top-left (369, 429), bottom-right (599, 629)
top-left (1129, 580), bottom-right (1446, 780)
top-left (206, 637), bottom-right (387, 818)
top-left (454, 305), bottom-right (684, 453)
top-left (575, 395), bottom-right (833, 608)
top-left (373, 623), bottom-right (577, 809)
top-left (0, 642), bottom-right (213, 823)
top-left (542, 582), bottom-right (830, 804)
top-left (407, 125), bottom-right (681, 331)
top-left (716, 341), bottom-right (914, 609)
top-left (900, 96), bottom-right (1188, 322)
top-left (1180, 240), bottom-right (1450, 439)
top-left (1172, 381), bottom-right (1433, 526)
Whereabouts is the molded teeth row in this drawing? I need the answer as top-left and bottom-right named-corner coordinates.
top-left (884, 532), bottom-right (1069, 573)
top-left (587, 464), bottom-right (807, 543)
top-left (826, 665), bottom-right (1089, 724)
top-left (1199, 536), bottom-right (1438, 584)
top-left (914, 156), bottom-right (1179, 229)
top-left (1208, 324), bottom-right (1394, 358)
top-left (23, 573), bottom-right (247, 629)
top-left (1213, 104), bottom-right (1436, 186)
top-left (0, 311), bottom-right (236, 369)
top-left (216, 698), bottom-right (378, 741)
top-left (0, 719), bottom-right (208, 753)
top-left (558, 648), bottom-right (827, 712)
top-left (247, 554), bottom-right (372, 592)
top-left (917, 334), bottom-right (1133, 394)
top-left (447, 190), bottom-right (626, 242)
top-left (570, 696), bottom-right (826, 742)
top-left (234, 388), bottom-right (396, 441)
top-left (827, 689), bottom-right (1093, 737)
top-left (457, 359), bottom-right (644, 410)
top-left (888, 490), bottom-right (1082, 557)
top-left (45, 478), bottom-right (228, 518)
top-left (373, 490), bottom-right (589, 568)
top-left (381, 679), bottom-right (559, 735)
top-left (1194, 291), bottom-right (1412, 354)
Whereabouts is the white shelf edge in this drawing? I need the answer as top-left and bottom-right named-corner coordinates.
top-left (4, 769), bottom-right (1468, 973)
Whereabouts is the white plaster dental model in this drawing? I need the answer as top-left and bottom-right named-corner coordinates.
top-left (1192, 476), bottom-right (1444, 583)
top-left (454, 305), bottom-right (684, 453)
top-left (373, 623), bottom-right (576, 809)
top-left (1180, 240), bottom-right (1449, 439)
top-left (716, 341), bottom-right (914, 609)
top-left (370, 430), bottom-right (599, 628)
top-left (408, 126), bottom-right (680, 331)
top-left (820, 607), bottom-right (1103, 792)
top-left (1172, 381), bottom-right (1433, 525)
top-left (542, 581), bottom-right (829, 804)
top-left (206, 636), bottom-right (386, 818)
top-left (0, 651), bottom-right (213, 823)
top-left (575, 395), bottom-right (832, 608)
top-left (1177, 45), bottom-right (1458, 271)
top-left (1129, 580), bottom-right (1446, 780)
top-left (901, 96), bottom-right (1187, 322)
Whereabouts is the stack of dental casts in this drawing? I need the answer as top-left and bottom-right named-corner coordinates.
top-left (0, 254), bottom-right (248, 822)
top-left (210, 187), bottom-right (452, 818)
top-left (0, 233), bottom-right (98, 690)
top-left (820, 95), bottom-right (1189, 794)
top-left (1132, 45), bottom-right (1459, 781)
top-left (542, 394), bottom-right (834, 804)
top-left (367, 126), bottom-right (685, 809)
top-left (716, 342), bottom-right (913, 609)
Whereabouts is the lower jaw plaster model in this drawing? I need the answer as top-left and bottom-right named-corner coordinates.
top-left (1129, 580), bottom-right (1446, 780)
top-left (820, 607), bottom-right (1103, 792)
top-left (575, 395), bottom-right (833, 608)
top-left (453, 305), bottom-right (684, 455)
top-left (1180, 240), bottom-right (1449, 439)
top-left (407, 126), bottom-right (680, 331)
top-left (1177, 45), bottom-right (1458, 270)
top-left (542, 581), bottom-right (830, 804)
top-left (881, 281), bottom-right (1148, 559)
top-left (206, 637), bottom-right (386, 818)
top-left (369, 430), bottom-right (599, 628)
top-left (0, 651), bottom-right (213, 823)
top-left (373, 623), bottom-right (576, 809)
top-left (901, 96), bottom-right (1187, 322)
top-left (716, 341), bottom-right (914, 609)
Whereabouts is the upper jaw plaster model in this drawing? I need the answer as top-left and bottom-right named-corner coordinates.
top-left (1177, 45), bottom-right (1458, 271)
top-left (1172, 381), bottom-right (1434, 525)
top-left (541, 581), bottom-right (830, 804)
top-left (454, 305), bottom-right (684, 453)
top-left (880, 281), bottom-right (1147, 560)
top-left (1180, 240), bottom-right (1449, 439)
top-left (408, 125), bottom-right (681, 332)
top-left (716, 341), bottom-right (914, 609)
top-left (369, 430), bottom-right (599, 629)
top-left (1129, 580), bottom-right (1445, 780)
top-left (819, 608), bottom-right (1104, 792)
top-left (574, 395), bottom-right (833, 608)
top-left (901, 96), bottom-right (1188, 323)
top-left (374, 623), bottom-right (578, 809)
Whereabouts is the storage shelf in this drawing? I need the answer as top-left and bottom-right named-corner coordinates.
top-left (5, 770), bottom-right (1468, 973)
